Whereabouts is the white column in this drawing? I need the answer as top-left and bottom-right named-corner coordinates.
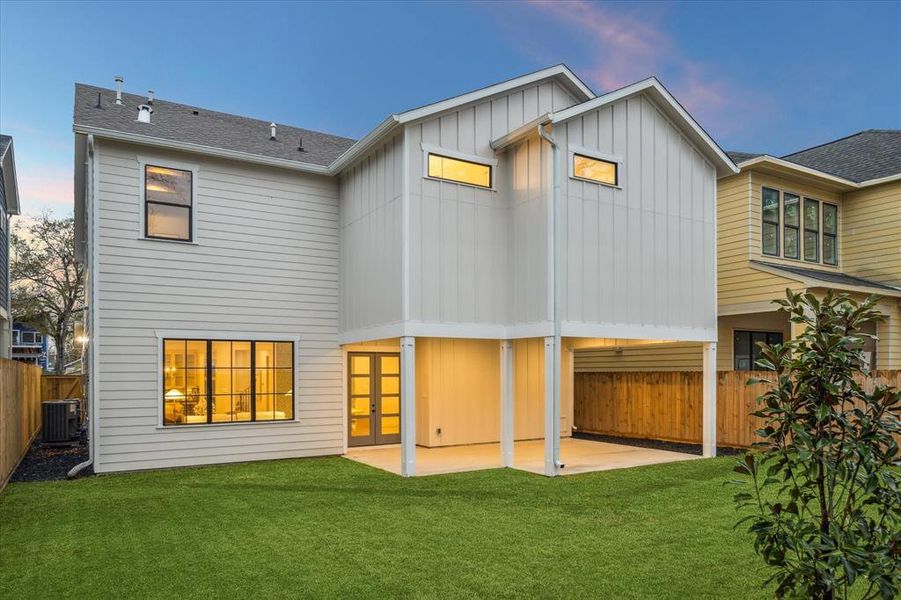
top-left (702, 341), bottom-right (717, 458)
top-left (500, 340), bottom-right (514, 468)
top-left (544, 336), bottom-right (559, 476)
top-left (400, 336), bottom-right (416, 477)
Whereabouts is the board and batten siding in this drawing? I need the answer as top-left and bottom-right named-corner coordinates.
top-left (407, 80), bottom-right (580, 328)
top-left (339, 133), bottom-right (404, 335)
top-left (556, 95), bottom-right (717, 336)
top-left (93, 140), bottom-right (343, 472)
top-left (842, 180), bottom-right (901, 288)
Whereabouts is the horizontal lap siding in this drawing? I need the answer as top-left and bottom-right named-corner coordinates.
top-left (339, 134), bottom-right (403, 333)
top-left (842, 181), bottom-right (901, 288)
top-left (408, 81), bottom-right (579, 328)
top-left (559, 96), bottom-right (716, 333)
top-left (95, 141), bottom-right (343, 472)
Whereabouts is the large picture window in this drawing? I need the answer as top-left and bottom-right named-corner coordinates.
top-left (761, 187), bottom-right (780, 256)
top-left (145, 165), bottom-right (193, 241)
top-left (163, 339), bottom-right (294, 425)
top-left (733, 330), bottom-right (784, 371)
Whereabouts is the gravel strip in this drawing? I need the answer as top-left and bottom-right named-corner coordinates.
top-left (572, 431), bottom-right (746, 456)
top-left (9, 438), bottom-right (91, 483)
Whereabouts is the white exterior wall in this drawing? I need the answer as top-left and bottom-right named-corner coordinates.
top-left (93, 140), bottom-right (343, 472)
top-left (556, 95), bottom-right (717, 339)
top-left (407, 81), bottom-right (579, 331)
top-left (339, 133), bottom-right (403, 335)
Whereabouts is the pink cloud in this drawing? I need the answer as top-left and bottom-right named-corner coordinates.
top-left (16, 164), bottom-right (73, 211)
top-left (494, 1), bottom-right (773, 141)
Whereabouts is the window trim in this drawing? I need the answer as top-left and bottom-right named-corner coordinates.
top-left (568, 145), bottom-right (623, 189)
top-left (761, 186), bottom-right (780, 256)
top-left (137, 155), bottom-right (200, 244)
top-left (803, 197), bottom-right (820, 263)
top-left (155, 330), bottom-right (300, 428)
top-left (733, 329), bottom-right (784, 371)
top-left (822, 202), bottom-right (838, 266)
top-left (782, 192), bottom-right (801, 260)
top-left (420, 143), bottom-right (497, 191)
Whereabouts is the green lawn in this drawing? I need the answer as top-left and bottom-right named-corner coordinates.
top-left (0, 456), bottom-right (770, 599)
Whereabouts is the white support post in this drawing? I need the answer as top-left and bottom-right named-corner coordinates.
top-left (702, 341), bottom-right (717, 458)
top-left (544, 336), bottom-right (559, 476)
top-left (500, 340), bottom-right (514, 468)
top-left (400, 336), bottom-right (416, 477)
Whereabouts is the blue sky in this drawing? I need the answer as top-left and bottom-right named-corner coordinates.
top-left (1, 1), bottom-right (899, 216)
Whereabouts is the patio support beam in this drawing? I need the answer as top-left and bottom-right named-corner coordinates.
top-left (702, 341), bottom-right (717, 458)
top-left (544, 336), bottom-right (560, 476)
top-left (400, 336), bottom-right (416, 477)
top-left (500, 340), bottom-right (514, 467)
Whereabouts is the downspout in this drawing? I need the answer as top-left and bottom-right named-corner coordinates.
top-left (69, 134), bottom-right (95, 479)
top-left (536, 122), bottom-right (564, 472)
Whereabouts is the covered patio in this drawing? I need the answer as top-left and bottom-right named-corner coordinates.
top-left (345, 437), bottom-right (698, 477)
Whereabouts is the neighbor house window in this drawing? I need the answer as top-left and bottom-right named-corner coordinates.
top-left (572, 153), bottom-right (618, 186)
top-left (782, 193), bottom-right (800, 259)
top-left (733, 330), bottom-right (784, 371)
top-left (427, 153), bottom-right (492, 188)
top-left (804, 198), bottom-right (819, 262)
top-left (761, 187), bottom-right (780, 256)
top-left (163, 339), bottom-right (294, 425)
top-left (822, 203), bottom-right (838, 265)
top-left (145, 165), bottom-right (193, 241)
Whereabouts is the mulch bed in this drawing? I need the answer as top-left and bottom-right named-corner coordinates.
top-left (572, 431), bottom-right (745, 457)
top-left (9, 438), bottom-right (92, 483)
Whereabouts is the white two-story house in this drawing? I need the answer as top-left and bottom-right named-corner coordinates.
top-left (74, 66), bottom-right (737, 476)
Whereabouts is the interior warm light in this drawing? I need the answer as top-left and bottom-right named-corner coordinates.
top-left (428, 153), bottom-right (491, 188)
top-left (145, 183), bottom-right (174, 193)
top-left (147, 166), bottom-right (185, 176)
top-left (165, 389), bottom-right (184, 400)
top-left (573, 154), bottom-right (618, 186)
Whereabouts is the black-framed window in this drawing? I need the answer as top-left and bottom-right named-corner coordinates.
top-left (145, 165), bottom-right (193, 241)
top-left (733, 330), bottom-right (784, 371)
top-left (803, 198), bottom-right (819, 262)
top-left (572, 153), bottom-right (618, 186)
top-left (822, 203), bottom-right (838, 265)
top-left (761, 187), bottom-right (780, 256)
top-left (783, 192), bottom-right (800, 259)
top-left (426, 153), bottom-right (492, 188)
top-left (163, 338), bottom-right (294, 425)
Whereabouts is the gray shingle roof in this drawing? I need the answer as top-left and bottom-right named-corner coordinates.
top-left (751, 260), bottom-right (900, 292)
top-left (726, 151), bottom-right (763, 164)
top-left (73, 84), bottom-right (356, 168)
top-left (781, 130), bottom-right (901, 183)
top-left (0, 134), bottom-right (11, 159)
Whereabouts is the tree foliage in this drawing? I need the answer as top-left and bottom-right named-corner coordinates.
top-left (11, 214), bottom-right (85, 374)
top-left (733, 290), bottom-right (900, 599)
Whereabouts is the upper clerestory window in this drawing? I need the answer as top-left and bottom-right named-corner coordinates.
top-left (427, 153), bottom-right (492, 189)
top-left (145, 165), bottom-right (193, 241)
top-left (572, 153), bottom-right (618, 186)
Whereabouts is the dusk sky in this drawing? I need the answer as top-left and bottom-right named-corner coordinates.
top-left (1, 0), bottom-right (899, 216)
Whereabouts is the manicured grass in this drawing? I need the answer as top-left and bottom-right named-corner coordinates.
top-left (0, 456), bottom-right (769, 599)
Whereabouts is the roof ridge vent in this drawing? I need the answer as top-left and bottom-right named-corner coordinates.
top-left (114, 75), bottom-right (124, 105)
top-left (270, 122), bottom-right (277, 140)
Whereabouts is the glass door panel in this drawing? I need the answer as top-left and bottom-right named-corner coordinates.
top-left (375, 354), bottom-right (401, 445)
top-left (347, 352), bottom-right (402, 446)
top-left (347, 353), bottom-right (375, 446)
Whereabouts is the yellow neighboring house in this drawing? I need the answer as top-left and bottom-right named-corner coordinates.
top-left (577, 129), bottom-right (901, 373)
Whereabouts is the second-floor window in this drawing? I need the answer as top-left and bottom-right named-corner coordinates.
top-left (145, 165), bottom-right (193, 241)
top-left (760, 186), bottom-right (837, 266)
top-left (427, 153), bottom-right (492, 189)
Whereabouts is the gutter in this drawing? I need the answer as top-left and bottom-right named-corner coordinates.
top-left (536, 121), bottom-right (564, 474)
top-left (68, 134), bottom-right (96, 479)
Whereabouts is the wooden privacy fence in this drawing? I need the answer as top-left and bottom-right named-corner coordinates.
top-left (1, 359), bottom-right (43, 491)
top-left (574, 370), bottom-right (901, 448)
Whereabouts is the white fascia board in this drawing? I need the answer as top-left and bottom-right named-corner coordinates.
top-left (72, 124), bottom-right (332, 176)
top-left (395, 65), bottom-right (594, 125)
top-left (857, 172), bottom-right (901, 188)
top-left (737, 155), bottom-right (860, 189)
top-left (328, 115), bottom-right (401, 174)
top-left (549, 78), bottom-right (739, 178)
top-left (490, 114), bottom-right (551, 150)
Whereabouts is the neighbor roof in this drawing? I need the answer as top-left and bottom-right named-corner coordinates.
top-left (0, 133), bottom-right (20, 215)
top-left (0, 134), bottom-right (11, 158)
top-left (751, 260), bottom-right (901, 295)
top-left (73, 84), bottom-right (356, 169)
top-left (726, 151), bottom-right (763, 164)
top-left (781, 130), bottom-right (901, 183)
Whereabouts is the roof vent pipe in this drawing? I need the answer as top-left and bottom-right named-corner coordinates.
top-left (114, 75), bottom-right (124, 105)
top-left (270, 122), bottom-right (277, 140)
top-left (136, 103), bottom-right (153, 124)
top-left (147, 90), bottom-right (154, 105)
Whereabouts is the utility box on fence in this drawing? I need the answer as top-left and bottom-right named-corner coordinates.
top-left (41, 400), bottom-right (81, 446)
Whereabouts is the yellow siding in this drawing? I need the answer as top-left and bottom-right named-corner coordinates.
top-left (717, 171), bottom-right (802, 308)
top-left (842, 180), bottom-right (901, 287)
